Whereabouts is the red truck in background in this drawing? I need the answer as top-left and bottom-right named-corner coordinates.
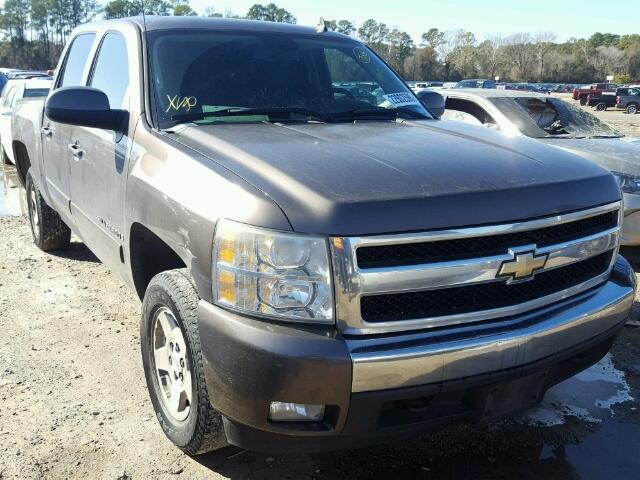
top-left (573, 83), bottom-right (619, 105)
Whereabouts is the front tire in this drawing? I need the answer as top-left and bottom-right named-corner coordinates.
top-left (627, 103), bottom-right (638, 115)
top-left (141, 269), bottom-right (227, 455)
top-left (26, 170), bottom-right (71, 251)
top-left (595, 102), bottom-right (607, 111)
top-left (579, 96), bottom-right (588, 106)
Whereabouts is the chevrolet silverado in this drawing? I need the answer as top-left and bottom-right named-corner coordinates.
top-left (10, 17), bottom-right (636, 454)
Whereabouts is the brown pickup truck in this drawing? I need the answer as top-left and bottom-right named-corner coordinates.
top-left (573, 83), bottom-right (618, 105)
top-left (9, 16), bottom-right (636, 455)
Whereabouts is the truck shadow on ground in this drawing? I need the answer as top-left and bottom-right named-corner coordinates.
top-left (192, 424), bottom-right (584, 480)
top-left (49, 240), bottom-right (101, 264)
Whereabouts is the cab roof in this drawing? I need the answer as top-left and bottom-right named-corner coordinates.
top-left (81, 15), bottom-right (347, 38)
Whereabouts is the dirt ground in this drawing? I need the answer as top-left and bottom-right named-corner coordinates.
top-left (1, 103), bottom-right (640, 479)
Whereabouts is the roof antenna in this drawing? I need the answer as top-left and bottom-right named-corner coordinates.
top-left (316, 17), bottom-right (327, 33)
top-left (140, 0), bottom-right (147, 31)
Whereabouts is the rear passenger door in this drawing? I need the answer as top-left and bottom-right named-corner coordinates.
top-left (42, 33), bottom-right (95, 217)
top-left (68, 31), bottom-right (132, 269)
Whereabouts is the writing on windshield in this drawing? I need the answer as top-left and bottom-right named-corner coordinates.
top-left (147, 30), bottom-right (430, 128)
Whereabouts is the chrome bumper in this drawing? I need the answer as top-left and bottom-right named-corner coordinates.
top-left (622, 193), bottom-right (640, 246)
top-left (347, 257), bottom-right (635, 393)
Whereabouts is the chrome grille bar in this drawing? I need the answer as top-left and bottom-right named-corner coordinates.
top-left (330, 202), bottom-right (622, 335)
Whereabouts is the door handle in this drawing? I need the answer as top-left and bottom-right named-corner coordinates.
top-left (41, 126), bottom-right (53, 138)
top-left (68, 142), bottom-right (85, 160)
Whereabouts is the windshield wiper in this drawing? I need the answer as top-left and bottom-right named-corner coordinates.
top-left (330, 106), bottom-right (427, 121)
top-left (171, 107), bottom-right (327, 124)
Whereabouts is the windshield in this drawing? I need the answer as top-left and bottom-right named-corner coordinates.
top-left (489, 96), bottom-right (622, 138)
top-left (147, 30), bottom-right (430, 128)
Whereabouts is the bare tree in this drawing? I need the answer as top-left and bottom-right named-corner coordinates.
top-left (593, 45), bottom-right (627, 79)
top-left (476, 35), bottom-right (504, 79)
top-left (532, 32), bottom-right (557, 81)
top-left (503, 33), bottom-right (534, 81)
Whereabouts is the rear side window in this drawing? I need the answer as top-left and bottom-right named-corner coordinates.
top-left (90, 33), bottom-right (130, 109)
top-left (59, 33), bottom-right (96, 87)
top-left (24, 88), bottom-right (50, 98)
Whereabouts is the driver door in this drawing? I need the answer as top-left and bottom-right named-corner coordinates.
top-left (68, 32), bottom-right (132, 270)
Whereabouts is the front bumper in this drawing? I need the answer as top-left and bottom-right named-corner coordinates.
top-left (622, 193), bottom-right (640, 246)
top-left (197, 256), bottom-right (636, 452)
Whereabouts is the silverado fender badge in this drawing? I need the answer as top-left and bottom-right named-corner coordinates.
top-left (498, 246), bottom-right (549, 284)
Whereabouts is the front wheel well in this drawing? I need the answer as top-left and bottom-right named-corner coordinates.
top-left (129, 223), bottom-right (187, 300)
top-left (12, 141), bottom-right (31, 186)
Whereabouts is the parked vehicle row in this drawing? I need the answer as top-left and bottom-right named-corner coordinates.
top-left (616, 87), bottom-right (640, 114)
top-left (581, 87), bottom-right (639, 114)
top-left (5, 16), bottom-right (636, 456)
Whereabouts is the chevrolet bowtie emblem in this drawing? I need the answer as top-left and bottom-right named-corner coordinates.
top-left (498, 247), bottom-right (549, 283)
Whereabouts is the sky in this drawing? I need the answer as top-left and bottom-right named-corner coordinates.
top-left (189, 0), bottom-right (638, 43)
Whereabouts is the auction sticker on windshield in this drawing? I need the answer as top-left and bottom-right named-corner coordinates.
top-left (384, 93), bottom-right (421, 107)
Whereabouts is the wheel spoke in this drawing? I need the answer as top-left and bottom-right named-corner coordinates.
top-left (170, 386), bottom-right (182, 414)
top-left (157, 310), bottom-right (177, 338)
top-left (154, 345), bottom-right (171, 372)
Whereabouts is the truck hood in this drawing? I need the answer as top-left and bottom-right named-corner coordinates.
top-left (172, 119), bottom-right (619, 235)
top-left (539, 137), bottom-right (640, 177)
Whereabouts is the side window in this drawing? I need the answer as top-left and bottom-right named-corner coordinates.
top-left (59, 33), bottom-right (96, 88)
top-left (90, 33), bottom-right (130, 109)
top-left (445, 97), bottom-right (497, 125)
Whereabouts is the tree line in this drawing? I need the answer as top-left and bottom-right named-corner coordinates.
top-left (1, 1), bottom-right (639, 83)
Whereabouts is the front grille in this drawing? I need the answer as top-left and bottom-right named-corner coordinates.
top-left (356, 211), bottom-right (618, 269)
top-left (360, 252), bottom-right (612, 323)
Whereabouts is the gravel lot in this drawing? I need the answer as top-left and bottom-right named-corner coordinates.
top-left (1, 104), bottom-right (640, 479)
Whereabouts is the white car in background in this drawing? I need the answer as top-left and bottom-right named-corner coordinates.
top-left (440, 88), bottom-right (640, 245)
top-left (0, 78), bottom-right (51, 164)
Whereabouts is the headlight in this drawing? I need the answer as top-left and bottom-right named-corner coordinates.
top-left (213, 219), bottom-right (333, 323)
top-left (612, 171), bottom-right (640, 194)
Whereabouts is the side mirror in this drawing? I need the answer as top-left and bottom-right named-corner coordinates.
top-left (416, 90), bottom-right (445, 119)
top-left (45, 86), bottom-right (128, 132)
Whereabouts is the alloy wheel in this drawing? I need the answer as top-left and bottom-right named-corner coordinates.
top-left (29, 184), bottom-right (39, 240)
top-left (152, 307), bottom-right (192, 422)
